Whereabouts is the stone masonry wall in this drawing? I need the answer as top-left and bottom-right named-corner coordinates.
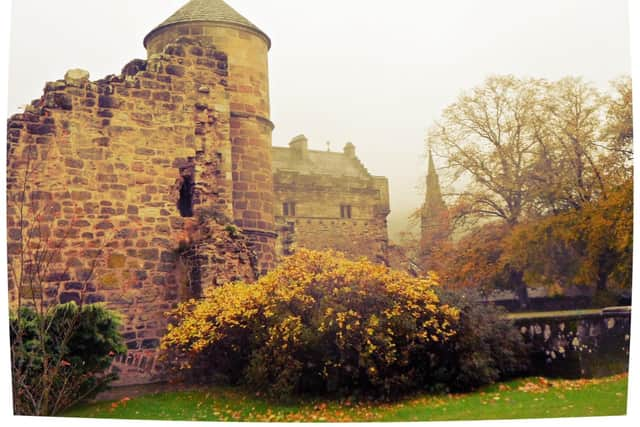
top-left (146, 23), bottom-right (276, 275)
top-left (6, 38), bottom-right (258, 385)
top-left (515, 310), bottom-right (631, 378)
top-left (273, 171), bottom-right (390, 264)
top-left (230, 116), bottom-right (276, 274)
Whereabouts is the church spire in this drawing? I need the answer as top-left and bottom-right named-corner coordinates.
top-left (425, 146), bottom-right (445, 212)
top-left (420, 141), bottom-right (449, 258)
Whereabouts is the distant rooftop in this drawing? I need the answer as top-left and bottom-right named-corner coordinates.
top-left (272, 136), bottom-right (372, 179)
top-left (145, 0), bottom-right (270, 47)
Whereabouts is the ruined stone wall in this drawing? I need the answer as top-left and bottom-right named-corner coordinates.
top-left (514, 310), bottom-right (631, 378)
top-left (6, 38), bottom-right (257, 385)
top-left (146, 23), bottom-right (276, 275)
top-left (273, 172), bottom-right (390, 264)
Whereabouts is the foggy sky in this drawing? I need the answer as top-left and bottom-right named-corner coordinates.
top-left (6, 0), bottom-right (632, 241)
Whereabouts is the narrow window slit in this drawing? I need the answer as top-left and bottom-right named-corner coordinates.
top-left (178, 175), bottom-right (194, 217)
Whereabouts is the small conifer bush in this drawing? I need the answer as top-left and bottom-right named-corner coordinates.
top-left (11, 302), bottom-right (126, 415)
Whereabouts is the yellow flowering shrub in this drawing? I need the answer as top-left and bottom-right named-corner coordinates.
top-left (162, 249), bottom-right (459, 396)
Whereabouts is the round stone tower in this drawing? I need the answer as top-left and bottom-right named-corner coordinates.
top-left (144, 0), bottom-right (276, 274)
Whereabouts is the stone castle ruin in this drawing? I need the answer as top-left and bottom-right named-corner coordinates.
top-left (6, 0), bottom-right (390, 384)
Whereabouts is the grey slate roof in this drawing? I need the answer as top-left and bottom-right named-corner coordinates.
top-left (146, 0), bottom-right (269, 46)
top-left (272, 147), bottom-right (371, 179)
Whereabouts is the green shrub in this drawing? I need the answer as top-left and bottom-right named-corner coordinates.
top-left (10, 302), bottom-right (126, 415)
top-left (430, 290), bottom-right (530, 391)
top-left (162, 249), bottom-right (460, 397)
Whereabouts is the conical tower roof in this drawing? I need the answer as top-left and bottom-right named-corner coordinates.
top-left (144, 0), bottom-right (270, 48)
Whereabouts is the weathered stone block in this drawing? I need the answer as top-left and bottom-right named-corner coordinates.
top-left (60, 292), bottom-right (81, 304)
top-left (26, 123), bottom-right (55, 135)
top-left (65, 158), bottom-right (83, 169)
top-left (98, 95), bottom-right (120, 109)
top-left (96, 221), bottom-right (114, 230)
top-left (8, 228), bottom-right (22, 241)
top-left (132, 89), bottom-right (151, 99)
top-left (108, 253), bottom-right (127, 269)
top-left (196, 58), bottom-right (216, 68)
top-left (164, 44), bottom-right (185, 57)
top-left (7, 243), bottom-right (21, 255)
top-left (213, 51), bottom-right (227, 61)
top-left (64, 68), bottom-right (90, 87)
top-left (45, 272), bottom-right (71, 282)
top-left (100, 273), bottom-right (120, 290)
top-left (46, 93), bottom-right (73, 110)
top-left (190, 46), bottom-right (204, 56)
top-left (165, 64), bottom-right (185, 77)
top-left (77, 148), bottom-right (103, 160)
top-left (153, 91), bottom-right (171, 102)
top-left (85, 294), bottom-right (105, 304)
top-left (45, 80), bottom-right (67, 92)
top-left (152, 276), bottom-right (166, 286)
top-left (65, 282), bottom-right (84, 290)
top-left (142, 339), bottom-right (160, 349)
top-left (140, 249), bottom-right (159, 261)
top-left (97, 174), bottom-right (117, 183)
top-left (157, 263), bottom-right (174, 273)
top-left (44, 287), bottom-right (59, 298)
top-left (123, 332), bottom-right (136, 340)
top-left (135, 148), bottom-right (155, 156)
top-left (93, 137), bottom-right (110, 147)
top-left (19, 285), bottom-right (43, 299)
top-left (31, 190), bottom-right (52, 200)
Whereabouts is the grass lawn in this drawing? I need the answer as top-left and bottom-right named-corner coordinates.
top-left (62, 374), bottom-right (628, 422)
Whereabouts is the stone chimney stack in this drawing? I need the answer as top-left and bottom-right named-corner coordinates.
top-left (290, 135), bottom-right (309, 161)
top-left (344, 142), bottom-right (356, 158)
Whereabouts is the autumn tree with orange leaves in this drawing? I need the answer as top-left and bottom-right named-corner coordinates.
top-left (427, 75), bottom-right (632, 306)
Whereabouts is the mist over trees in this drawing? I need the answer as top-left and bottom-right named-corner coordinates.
top-left (424, 75), bottom-right (632, 307)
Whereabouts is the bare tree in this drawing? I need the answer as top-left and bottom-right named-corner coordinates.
top-left (429, 75), bottom-right (547, 227)
top-left (599, 75), bottom-right (633, 185)
top-left (532, 77), bottom-right (606, 212)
